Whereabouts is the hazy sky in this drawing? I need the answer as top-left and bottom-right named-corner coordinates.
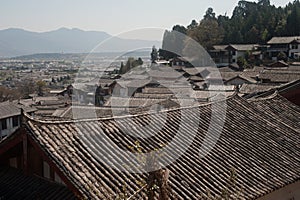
top-left (0, 0), bottom-right (291, 40)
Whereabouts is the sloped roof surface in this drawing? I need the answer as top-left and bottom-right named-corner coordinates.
top-left (267, 36), bottom-right (300, 44)
top-left (0, 101), bottom-right (22, 119)
top-left (226, 44), bottom-right (258, 51)
top-left (21, 94), bottom-right (300, 199)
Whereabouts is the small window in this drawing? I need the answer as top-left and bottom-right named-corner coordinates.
top-left (9, 157), bottom-right (17, 168)
top-left (43, 161), bottom-right (50, 179)
top-left (292, 44), bottom-right (298, 49)
top-left (291, 53), bottom-right (295, 58)
top-left (232, 51), bottom-right (236, 55)
top-left (1, 119), bottom-right (7, 130)
top-left (12, 116), bottom-right (19, 127)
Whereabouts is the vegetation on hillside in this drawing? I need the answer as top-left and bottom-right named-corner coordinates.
top-left (161, 0), bottom-right (300, 57)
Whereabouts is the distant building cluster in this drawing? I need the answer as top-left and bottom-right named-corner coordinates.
top-left (0, 36), bottom-right (300, 199)
top-left (209, 36), bottom-right (300, 66)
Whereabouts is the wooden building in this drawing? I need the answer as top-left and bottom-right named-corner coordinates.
top-left (267, 36), bottom-right (300, 60)
top-left (0, 101), bottom-right (36, 140)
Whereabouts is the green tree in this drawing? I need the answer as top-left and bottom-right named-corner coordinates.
top-left (258, 0), bottom-right (270, 6)
top-left (186, 18), bottom-right (224, 50)
top-left (95, 85), bottom-right (104, 107)
top-left (261, 28), bottom-right (269, 42)
top-left (19, 79), bottom-right (36, 98)
top-left (0, 86), bottom-right (20, 101)
top-left (187, 19), bottom-right (198, 30)
top-left (204, 7), bottom-right (216, 20)
top-left (286, 4), bottom-right (300, 35)
top-left (119, 62), bottom-right (125, 74)
top-left (245, 26), bottom-right (260, 43)
top-left (36, 80), bottom-right (46, 96)
top-left (136, 57), bottom-right (143, 66)
top-left (172, 25), bottom-right (187, 34)
top-left (120, 57), bottom-right (144, 74)
top-left (237, 56), bottom-right (247, 68)
top-left (277, 51), bottom-right (287, 61)
top-left (161, 0), bottom-right (300, 49)
top-left (275, 19), bottom-right (287, 36)
top-left (151, 46), bottom-right (158, 63)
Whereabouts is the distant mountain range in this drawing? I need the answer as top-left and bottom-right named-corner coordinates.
top-left (0, 28), bottom-right (161, 58)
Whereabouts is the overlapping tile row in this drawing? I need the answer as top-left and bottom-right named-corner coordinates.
top-left (24, 94), bottom-right (300, 199)
top-left (250, 94), bottom-right (300, 132)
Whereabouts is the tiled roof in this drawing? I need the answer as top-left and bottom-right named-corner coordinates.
top-left (206, 85), bottom-right (235, 91)
top-left (249, 94), bottom-right (300, 132)
top-left (207, 72), bottom-right (241, 81)
top-left (268, 60), bottom-right (289, 68)
top-left (142, 87), bottom-right (192, 96)
top-left (98, 79), bottom-right (116, 86)
top-left (104, 97), bottom-right (183, 108)
top-left (241, 66), bottom-right (300, 83)
top-left (291, 62), bottom-right (300, 66)
top-left (147, 70), bottom-right (183, 80)
top-left (241, 71), bottom-right (260, 80)
top-left (288, 65), bottom-right (300, 71)
top-left (0, 101), bottom-right (20, 119)
top-left (239, 84), bottom-right (277, 94)
top-left (116, 79), bottom-right (152, 88)
top-left (134, 92), bottom-right (174, 99)
top-left (13, 98), bottom-right (34, 107)
top-left (52, 107), bottom-right (69, 117)
top-left (251, 66), bottom-right (265, 72)
top-left (0, 101), bottom-right (36, 119)
top-left (226, 44), bottom-right (258, 51)
top-left (55, 106), bottom-right (123, 119)
top-left (182, 67), bottom-right (202, 76)
top-left (60, 98), bottom-right (182, 119)
top-left (246, 79), bottom-right (300, 99)
top-left (212, 45), bottom-right (228, 51)
top-left (218, 66), bottom-right (237, 72)
top-left (0, 166), bottom-right (75, 200)
top-left (188, 75), bottom-right (205, 82)
top-left (191, 90), bottom-right (232, 100)
top-left (21, 94), bottom-right (300, 199)
top-left (225, 74), bottom-right (257, 84)
top-left (258, 71), bottom-right (300, 83)
top-left (267, 36), bottom-right (300, 44)
top-left (33, 96), bottom-right (59, 103)
top-left (121, 74), bottom-right (149, 80)
top-left (15, 104), bottom-right (37, 114)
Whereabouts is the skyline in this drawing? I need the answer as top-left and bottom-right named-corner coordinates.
top-left (1, 0), bottom-right (292, 40)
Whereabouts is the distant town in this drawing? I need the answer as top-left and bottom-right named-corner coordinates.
top-left (0, 32), bottom-right (299, 200)
top-left (0, 35), bottom-right (299, 122)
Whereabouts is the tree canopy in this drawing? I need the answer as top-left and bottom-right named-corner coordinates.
top-left (160, 0), bottom-right (300, 59)
top-left (119, 57), bottom-right (143, 74)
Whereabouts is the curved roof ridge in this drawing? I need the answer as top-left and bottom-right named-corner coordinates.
top-left (23, 92), bottom-right (237, 124)
top-left (248, 91), bottom-right (279, 101)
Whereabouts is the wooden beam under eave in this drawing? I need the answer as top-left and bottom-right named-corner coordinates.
top-left (22, 132), bottom-right (28, 175)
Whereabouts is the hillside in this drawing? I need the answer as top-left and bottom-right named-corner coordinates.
top-left (0, 28), bottom-right (161, 58)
